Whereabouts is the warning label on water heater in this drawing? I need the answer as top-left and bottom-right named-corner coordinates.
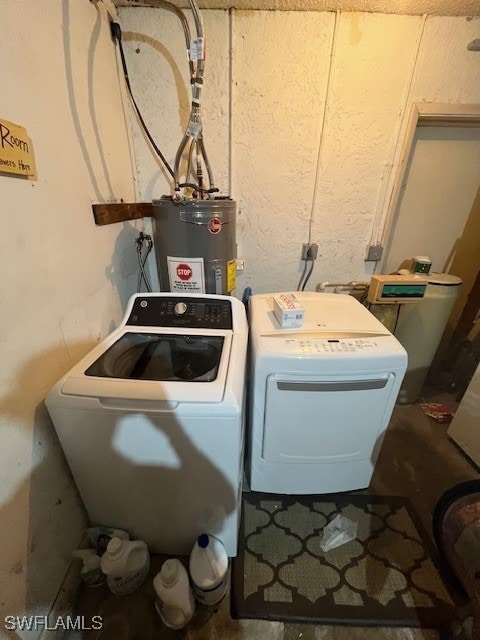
top-left (167, 256), bottom-right (205, 293)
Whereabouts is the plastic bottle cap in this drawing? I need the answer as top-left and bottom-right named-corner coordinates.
top-left (197, 534), bottom-right (209, 549)
top-left (161, 559), bottom-right (179, 588)
top-left (107, 537), bottom-right (122, 556)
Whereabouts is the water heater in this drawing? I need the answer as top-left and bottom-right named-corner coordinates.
top-left (152, 196), bottom-right (236, 296)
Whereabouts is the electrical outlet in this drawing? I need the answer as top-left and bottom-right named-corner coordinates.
top-left (301, 243), bottom-right (318, 260)
top-left (235, 259), bottom-right (245, 271)
top-left (366, 245), bottom-right (383, 262)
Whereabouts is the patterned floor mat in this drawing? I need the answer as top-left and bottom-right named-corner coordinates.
top-left (231, 493), bottom-right (456, 628)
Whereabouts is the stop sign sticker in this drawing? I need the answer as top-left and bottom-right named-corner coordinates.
top-left (176, 263), bottom-right (192, 281)
top-left (167, 256), bottom-right (205, 293)
top-left (208, 217), bottom-right (222, 234)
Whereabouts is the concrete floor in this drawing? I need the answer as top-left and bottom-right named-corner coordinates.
top-left (70, 390), bottom-right (480, 640)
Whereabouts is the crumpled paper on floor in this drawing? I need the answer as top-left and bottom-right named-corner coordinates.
top-left (420, 402), bottom-right (455, 423)
top-left (320, 514), bottom-right (358, 552)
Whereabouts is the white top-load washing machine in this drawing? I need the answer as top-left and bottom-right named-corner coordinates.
top-left (46, 293), bottom-right (248, 557)
top-left (248, 292), bottom-right (407, 494)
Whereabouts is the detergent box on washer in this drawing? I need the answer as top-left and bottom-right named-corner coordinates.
top-left (272, 293), bottom-right (305, 328)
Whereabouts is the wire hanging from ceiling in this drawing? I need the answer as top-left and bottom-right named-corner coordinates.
top-left (111, 20), bottom-right (174, 179)
top-left (112, 0), bottom-right (218, 200)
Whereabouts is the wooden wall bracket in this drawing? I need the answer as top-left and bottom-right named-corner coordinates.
top-left (92, 202), bottom-right (154, 226)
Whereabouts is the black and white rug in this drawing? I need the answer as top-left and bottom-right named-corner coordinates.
top-left (231, 493), bottom-right (456, 629)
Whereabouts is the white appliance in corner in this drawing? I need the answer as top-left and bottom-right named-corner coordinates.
top-left (448, 362), bottom-right (480, 468)
top-left (248, 292), bottom-right (407, 494)
top-left (46, 293), bottom-right (248, 557)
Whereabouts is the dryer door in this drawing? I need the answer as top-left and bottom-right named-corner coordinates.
top-left (262, 372), bottom-right (396, 463)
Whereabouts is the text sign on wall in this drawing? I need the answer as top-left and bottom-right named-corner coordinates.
top-left (0, 118), bottom-right (36, 177)
top-left (167, 256), bottom-right (206, 293)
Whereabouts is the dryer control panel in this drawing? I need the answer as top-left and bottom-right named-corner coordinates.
top-left (292, 339), bottom-right (379, 353)
top-left (126, 296), bottom-right (233, 329)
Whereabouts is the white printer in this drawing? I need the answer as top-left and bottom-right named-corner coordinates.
top-left (248, 292), bottom-right (407, 494)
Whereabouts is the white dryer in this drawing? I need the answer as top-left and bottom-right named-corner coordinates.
top-left (46, 293), bottom-right (248, 557)
top-left (248, 292), bottom-right (407, 494)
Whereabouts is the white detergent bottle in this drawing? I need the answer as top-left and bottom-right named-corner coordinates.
top-left (101, 537), bottom-right (150, 595)
top-left (153, 559), bottom-right (195, 629)
top-left (72, 549), bottom-right (105, 588)
top-left (189, 534), bottom-right (229, 605)
top-left (87, 526), bottom-right (129, 555)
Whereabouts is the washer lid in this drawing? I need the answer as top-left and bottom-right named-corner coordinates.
top-left (85, 333), bottom-right (224, 383)
top-left (59, 328), bottom-right (232, 404)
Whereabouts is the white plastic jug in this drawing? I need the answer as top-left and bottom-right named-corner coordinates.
top-left (153, 559), bottom-right (195, 629)
top-left (189, 534), bottom-right (229, 605)
top-left (72, 549), bottom-right (105, 588)
top-left (87, 526), bottom-right (129, 556)
top-left (100, 537), bottom-right (150, 595)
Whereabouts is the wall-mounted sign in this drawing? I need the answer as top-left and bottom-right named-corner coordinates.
top-left (0, 117), bottom-right (36, 178)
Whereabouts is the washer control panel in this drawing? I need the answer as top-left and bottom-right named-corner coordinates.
top-left (127, 296), bottom-right (233, 329)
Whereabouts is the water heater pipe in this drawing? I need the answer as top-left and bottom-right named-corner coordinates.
top-left (173, 0), bottom-right (217, 197)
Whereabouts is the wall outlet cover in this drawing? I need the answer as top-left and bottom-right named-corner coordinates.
top-left (302, 243), bottom-right (318, 260)
top-left (366, 245), bottom-right (383, 261)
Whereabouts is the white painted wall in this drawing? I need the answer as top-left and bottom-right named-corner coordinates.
top-left (310, 12), bottom-right (421, 284)
top-left (118, 8), bottom-right (480, 294)
top-left (0, 1), bottom-right (137, 635)
top-left (232, 11), bottom-right (334, 291)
